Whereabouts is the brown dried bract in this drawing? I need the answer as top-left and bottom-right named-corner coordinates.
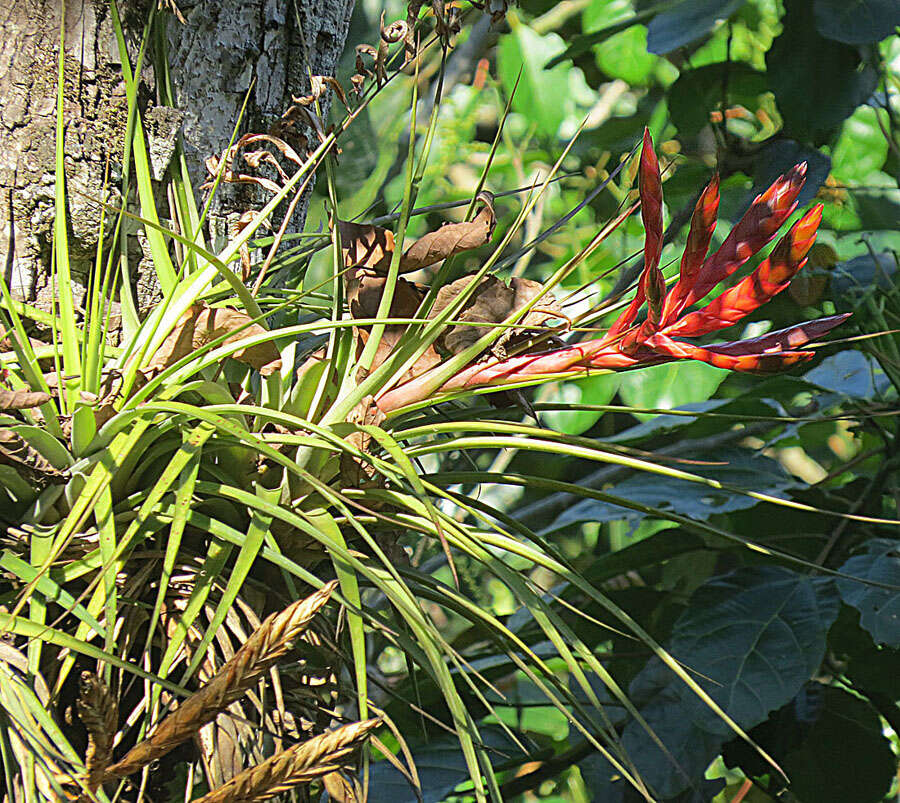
top-left (144, 304), bottom-right (281, 377)
top-left (0, 387), bottom-right (51, 410)
top-left (430, 274), bottom-right (565, 358)
top-left (399, 191), bottom-right (496, 272)
top-left (102, 582), bottom-right (339, 781)
top-left (0, 428), bottom-right (67, 488)
top-left (340, 395), bottom-right (387, 486)
top-left (76, 672), bottom-right (118, 794)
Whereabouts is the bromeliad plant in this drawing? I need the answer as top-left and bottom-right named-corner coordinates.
top-left (370, 129), bottom-right (849, 415)
top-left (0, 4), bottom-right (864, 801)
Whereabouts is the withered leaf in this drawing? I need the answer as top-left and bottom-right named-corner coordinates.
top-left (338, 220), bottom-right (395, 272)
top-left (430, 274), bottom-right (564, 356)
top-left (340, 395), bottom-right (387, 487)
top-left (399, 192), bottom-right (496, 272)
top-left (347, 270), bottom-right (441, 382)
top-left (337, 191), bottom-right (496, 275)
top-left (291, 75), bottom-right (349, 111)
top-left (145, 305), bottom-right (282, 377)
top-left (0, 429), bottom-right (67, 488)
top-left (0, 388), bottom-right (52, 410)
top-left (201, 133), bottom-right (304, 193)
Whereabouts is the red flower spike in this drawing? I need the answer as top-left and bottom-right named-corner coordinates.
top-left (661, 174), bottom-right (720, 326)
top-left (680, 162), bottom-right (807, 310)
top-left (608, 128), bottom-right (664, 338)
top-left (371, 133), bottom-right (850, 415)
top-left (695, 314), bottom-right (850, 357)
top-left (665, 204), bottom-right (824, 338)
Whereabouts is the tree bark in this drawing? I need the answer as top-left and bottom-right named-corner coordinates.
top-left (0, 0), bottom-right (354, 315)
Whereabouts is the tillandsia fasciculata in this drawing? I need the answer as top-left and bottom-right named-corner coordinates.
top-left (373, 128), bottom-right (849, 414)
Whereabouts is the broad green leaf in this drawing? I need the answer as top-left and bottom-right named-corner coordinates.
top-left (497, 20), bottom-right (573, 138)
top-left (831, 106), bottom-right (890, 182)
top-left (804, 351), bottom-right (891, 400)
top-left (541, 373), bottom-right (619, 435)
top-left (602, 568), bottom-right (838, 797)
top-left (668, 568), bottom-right (839, 732)
top-left (646, 0), bottom-right (746, 54)
top-left (813, 0), bottom-right (900, 44)
top-left (594, 25), bottom-right (658, 84)
top-left (837, 539), bottom-right (900, 648)
top-left (767, 0), bottom-right (878, 144)
top-left (618, 360), bottom-right (726, 421)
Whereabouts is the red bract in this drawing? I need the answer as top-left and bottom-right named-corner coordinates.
top-left (375, 129), bottom-right (848, 413)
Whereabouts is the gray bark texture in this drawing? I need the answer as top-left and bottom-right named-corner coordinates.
top-left (0, 0), bottom-right (354, 315)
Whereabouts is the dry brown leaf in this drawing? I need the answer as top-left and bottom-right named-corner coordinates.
top-left (145, 304), bottom-right (281, 377)
top-left (338, 220), bottom-right (395, 272)
top-left (347, 270), bottom-right (442, 382)
top-left (340, 395), bottom-right (387, 487)
top-left (430, 274), bottom-right (564, 357)
top-left (399, 191), bottom-right (496, 272)
top-left (230, 211), bottom-right (271, 282)
top-left (0, 387), bottom-right (51, 410)
top-left (0, 428), bottom-right (67, 488)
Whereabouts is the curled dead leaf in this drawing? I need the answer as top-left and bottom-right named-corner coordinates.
top-left (0, 429), bottom-right (67, 488)
top-left (399, 191), bottom-right (496, 272)
top-left (0, 388), bottom-right (52, 410)
top-left (202, 133), bottom-right (305, 194)
top-left (430, 274), bottom-right (565, 357)
top-left (144, 305), bottom-right (281, 377)
top-left (338, 220), bottom-right (395, 272)
top-left (291, 75), bottom-right (349, 111)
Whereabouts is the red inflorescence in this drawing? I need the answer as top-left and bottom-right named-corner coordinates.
top-left (377, 129), bottom-right (848, 411)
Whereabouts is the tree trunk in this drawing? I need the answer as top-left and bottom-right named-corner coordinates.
top-left (0, 0), bottom-right (354, 315)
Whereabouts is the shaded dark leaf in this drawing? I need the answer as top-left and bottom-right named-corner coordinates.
top-left (767, 0), bottom-right (879, 144)
top-left (813, 0), bottom-right (900, 44)
top-left (783, 687), bottom-right (895, 803)
top-left (668, 63), bottom-right (767, 136)
top-left (830, 252), bottom-right (897, 312)
top-left (837, 538), bottom-right (900, 648)
top-left (367, 727), bottom-right (522, 803)
top-left (646, 0), bottom-right (746, 55)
